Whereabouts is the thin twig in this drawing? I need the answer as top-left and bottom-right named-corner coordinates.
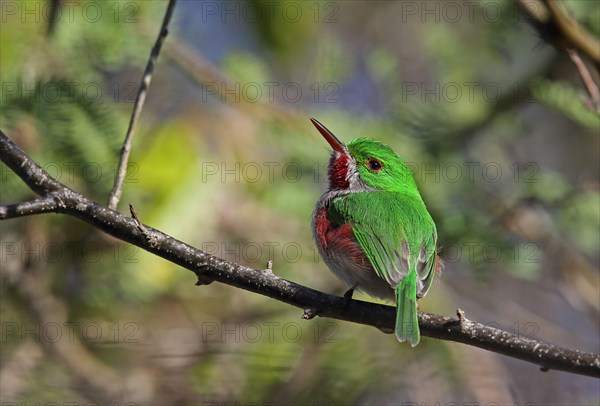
top-left (129, 203), bottom-right (158, 247)
top-left (567, 48), bottom-right (600, 113)
top-left (1, 130), bottom-right (599, 378)
top-left (107, 0), bottom-right (178, 210)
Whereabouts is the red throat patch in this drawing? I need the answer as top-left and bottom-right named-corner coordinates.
top-left (328, 153), bottom-right (350, 190)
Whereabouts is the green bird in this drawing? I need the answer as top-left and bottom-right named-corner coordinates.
top-left (311, 118), bottom-right (442, 346)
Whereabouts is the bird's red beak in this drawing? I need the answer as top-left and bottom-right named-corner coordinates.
top-left (310, 118), bottom-right (346, 154)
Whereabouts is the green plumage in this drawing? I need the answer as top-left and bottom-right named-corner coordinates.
top-left (397, 270), bottom-right (419, 345)
top-left (311, 118), bottom-right (440, 347)
top-left (327, 138), bottom-right (438, 346)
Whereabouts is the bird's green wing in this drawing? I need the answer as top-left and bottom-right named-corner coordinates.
top-left (330, 191), bottom-right (438, 346)
top-left (329, 191), bottom-right (438, 295)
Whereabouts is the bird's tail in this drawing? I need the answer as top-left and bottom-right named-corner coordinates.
top-left (395, 269), bottom-right (420, 346)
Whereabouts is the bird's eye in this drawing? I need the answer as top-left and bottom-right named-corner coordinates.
top-left (367, 158), bottom-right (383, 173)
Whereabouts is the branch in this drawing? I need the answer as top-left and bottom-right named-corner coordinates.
top-left (543, 0), bottom-right (600, 67)
top-left (0, 197), bottom-right (60, 220)
top-left (107, 0), bottom-right (177, 210)
top-left (518, 0), bottom-right (600, 68)
top-left (2, 130), bottom-right (599, 378)
top-left (517, 0), bottom-right (600, 115)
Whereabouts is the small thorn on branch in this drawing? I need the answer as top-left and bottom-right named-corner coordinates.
top-left (263, 260), bottom-right (274, 274)
top-left (194, 263), bottom-right (214, 286)
top-left (457, 308), bottom-right (466, 324)
top-left (129, 204), bottom-right (144, 229)
top-left (195, 274), bottom-right (213, 286)
top-left (52, 193), bottom-right (66, 210)
top-left (129, 204), bottom-right (157, 247)
top-left (302, 308), bottom-right (317, 320)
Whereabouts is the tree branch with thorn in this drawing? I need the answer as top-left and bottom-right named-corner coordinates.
top-left (1, 129), bottom-right (599, 378)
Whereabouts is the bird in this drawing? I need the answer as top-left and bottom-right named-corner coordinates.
top-left (310, 118), bottom-right (442, 346)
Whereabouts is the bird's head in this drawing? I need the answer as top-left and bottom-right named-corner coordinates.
top-left (310, 118), bottom-right (418, 194)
